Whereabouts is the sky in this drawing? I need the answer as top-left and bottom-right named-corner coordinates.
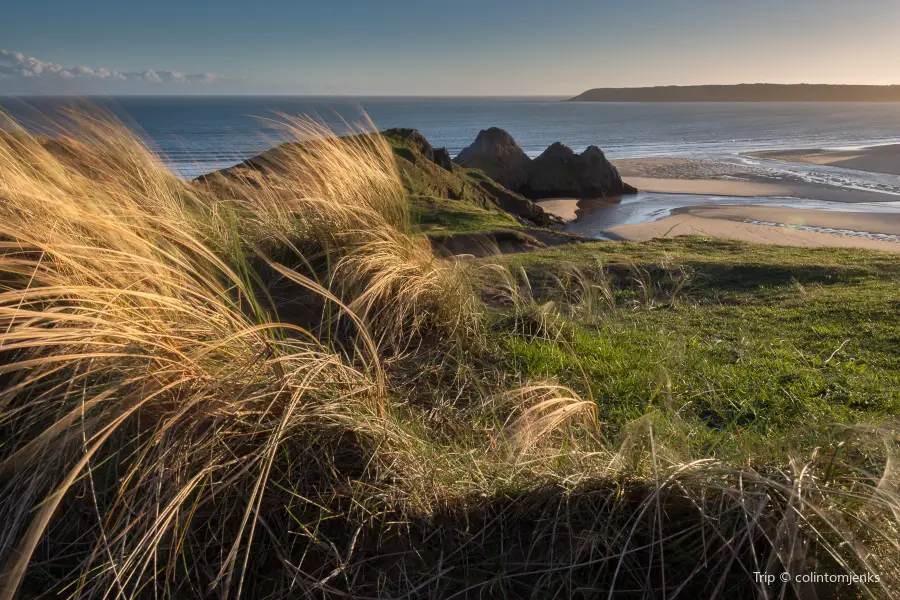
top-left (2, 0), bottom-right (899, 95)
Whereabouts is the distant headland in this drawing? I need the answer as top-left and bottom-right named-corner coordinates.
top-left (568, 84), bottom-right (900, 102)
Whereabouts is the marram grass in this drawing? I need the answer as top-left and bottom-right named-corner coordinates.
top-left (0, 111), bottom-right (896, 599)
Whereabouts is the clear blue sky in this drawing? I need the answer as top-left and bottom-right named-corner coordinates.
top-left (2, 0), bottom-right (899, 94)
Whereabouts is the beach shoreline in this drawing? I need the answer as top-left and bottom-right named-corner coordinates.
top-left (538, 147), bottom-right (900, 251)
top-left (745, 143), bottom-right (900, 176)
top-left (606, 206), bottom-right (900, 252)
top-left (612, 154), bottom-right (900, 203)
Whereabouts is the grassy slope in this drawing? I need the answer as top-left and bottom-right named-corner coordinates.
top-left (410, 194), bottom-right (521, 233)
top-left (203, 127), bottom-right (543, 235)
top-left (499, 237), bottom-right (900, 460)
top-left (385, 129), bottom-right (571, 230)
top-left (385, 132), bottom-right (496, 210)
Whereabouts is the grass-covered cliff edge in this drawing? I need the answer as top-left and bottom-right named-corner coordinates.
top-left (0, 113), bottom-right (898, 599)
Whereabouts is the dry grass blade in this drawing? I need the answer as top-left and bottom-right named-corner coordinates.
top-left (502, 384), bottom-right (599, 454)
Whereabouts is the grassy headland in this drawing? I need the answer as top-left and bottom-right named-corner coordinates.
top-left (569, 83), bottom-right (900, 102)
top-left (0, 112), bottom-right (898, 599)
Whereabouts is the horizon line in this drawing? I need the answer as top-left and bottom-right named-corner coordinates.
top-left (4, 82), bottom-right (900, 100)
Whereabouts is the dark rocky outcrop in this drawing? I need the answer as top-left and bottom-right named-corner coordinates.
top-left (454, 128), bottom-right (531, 190)
top-left (524, 143), bottom-right (637, 198)
top-left (386, 128), bottom-right (435, 162)
top-left (433, 147), bottom-right (453, 172)
top-left (454, 128), bottom-right (637, 200)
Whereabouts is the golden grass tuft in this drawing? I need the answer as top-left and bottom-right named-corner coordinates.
top-left (0, 111), bottom-right (390, 599)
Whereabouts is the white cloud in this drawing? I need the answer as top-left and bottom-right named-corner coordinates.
top-left (0, 48), bottom-right (235, 87)
top-left (140, 69), bottom-right (162, 83)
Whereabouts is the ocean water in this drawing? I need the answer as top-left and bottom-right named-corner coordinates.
top-left (5, 96), bottom-right (900, 235)
top-left (3, 96), bottom-right (900, 179)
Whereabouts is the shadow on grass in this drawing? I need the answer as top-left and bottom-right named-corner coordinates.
top-left (685, 263), bottom-right (869, 294)
top-left (15, 424), bottom-right (863, 600)
top-left (243, 479), bottom-right (846, 599)
top-left (523, 260), bottom-right (870, 306)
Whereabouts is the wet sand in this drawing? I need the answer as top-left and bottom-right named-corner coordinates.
top-left (540, 153), bottom-right (900, 251)
top-left (746, 144), bottom-right (900, 176)
top-left (624, 177), bottom-right (792, 197)
top-left (614, 157), bottom-right (756, 180)
top-left (606, 206), bottom-right (900, 252)
top-left (612, 157), bottom-right (900, 203)
top-left (673, 205), bottom-right (900, 235)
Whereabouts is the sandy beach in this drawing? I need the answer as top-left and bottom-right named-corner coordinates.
top-left (747, 144), bottom-right (900, 176)
top-left (542, 150), bottom-right (900, 252)
top-left (623, 177), bottom-right (793, 197)
top-left (614, 157), bottom-right (793, 197)
top-left (671, 205), bottom-right (900, 235)
top-left (612, 156), bottom-right (900, 203)
top-left (606, 205), bottom-right (900, 252)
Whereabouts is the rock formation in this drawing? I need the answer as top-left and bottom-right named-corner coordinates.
top-left (433, 147), bottom-right (453, 172)
top-left (454, 128), bottom-right (636, 199)
top-left (386, 128), bottom-right (435, 162)
top-left (454, 128), bottom-right (531, 190)
top-left (524, 143), bottom-right (637, 198)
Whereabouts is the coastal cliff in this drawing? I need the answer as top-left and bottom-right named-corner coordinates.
top-left (569, 84), bottom-right (900, 102)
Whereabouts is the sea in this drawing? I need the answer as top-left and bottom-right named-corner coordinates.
top-left (4, 96), bottom-right (900, 177)
top-left (3, 96), bottom-right (900, 233)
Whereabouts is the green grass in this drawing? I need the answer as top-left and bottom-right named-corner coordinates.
top-left (410, 194), bottom-right (522, 233)
top-left (496, 236), bottom-right (900, 461)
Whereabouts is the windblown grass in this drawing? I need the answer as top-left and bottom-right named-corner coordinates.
top-left (0, 111), bottom-right (391, 598)
top-left (0, 110), bottom-right (898, 599)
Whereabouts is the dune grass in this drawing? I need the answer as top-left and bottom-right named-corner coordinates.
top-left (0, 111), bottom-right (898, 599)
